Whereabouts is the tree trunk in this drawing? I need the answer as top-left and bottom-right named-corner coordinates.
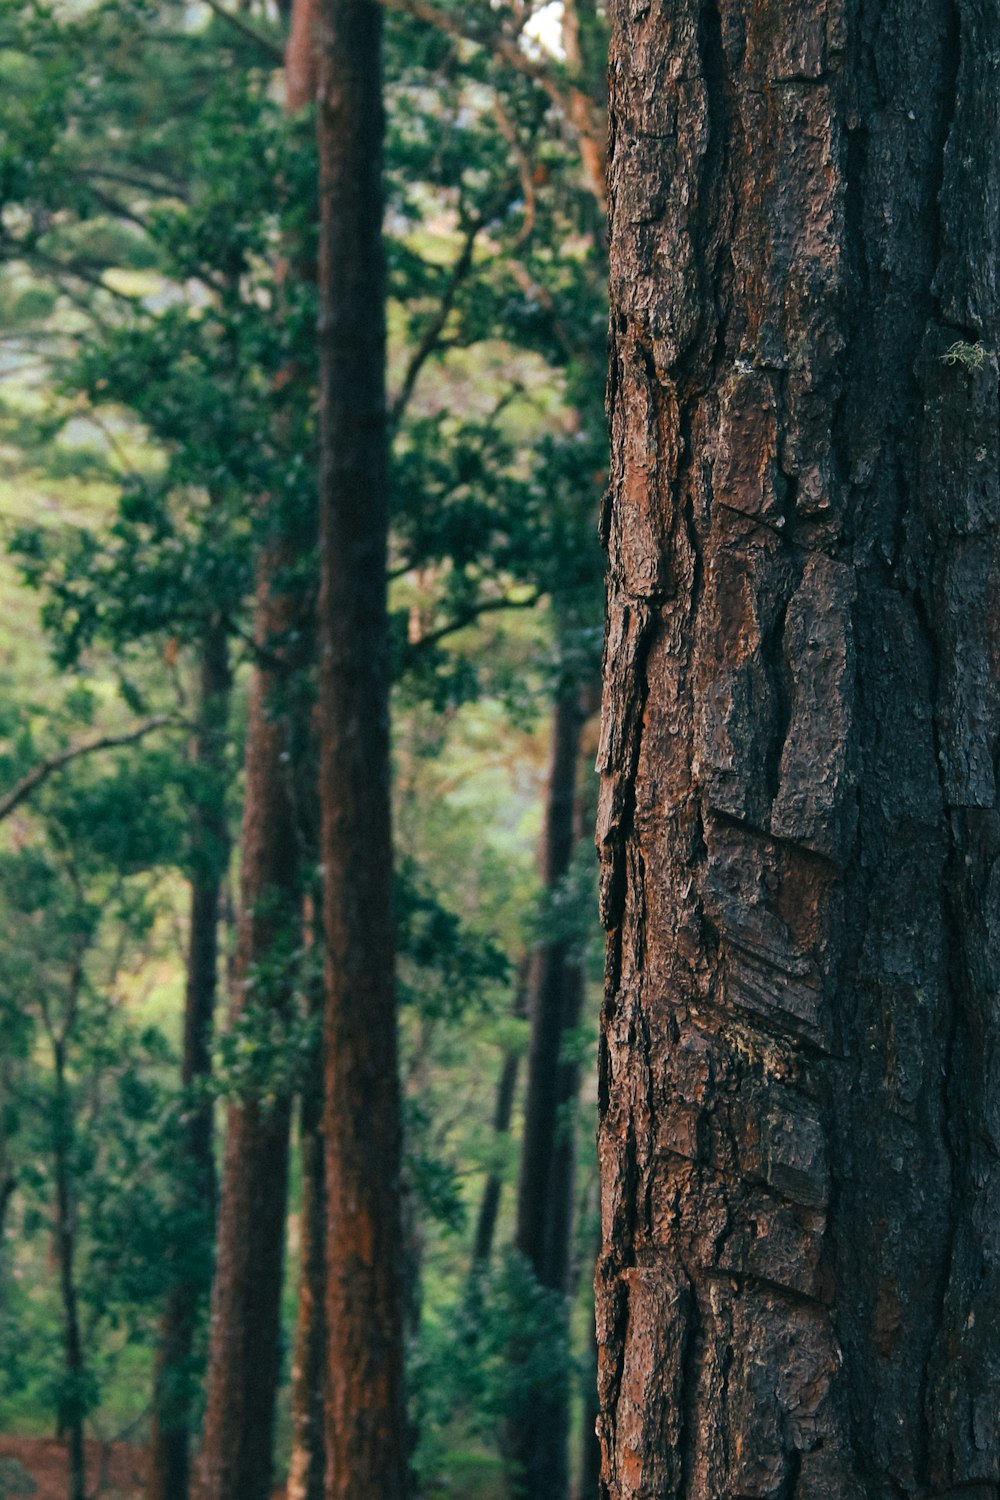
top-left (148, 622), bottom-right (231, 1500)
top-left (52, 1042), bottom-right (86, 1500)
top-left (579, 1278), bottom-right (601, 1500)
top-left (194, 565), bottom-right (305, 1500)
top-left (284, 8), bottom-right (327, 1493)
top-left (287, 1072), bottom-right (326, 1500)
top-left (510, 683), bottom-right (588, 1500)
top-left (195, 8), bottom-right (319, 1494)
top-left (287, 888), bottom-right (326, 1500)
top-left (316, 0), bottom-right (406, 1494)
top-left (596, 3), bottom-right (1000, 1496)
top-left (0, 1065), bottom-right (14, 1250)
top-left (470, 960), bottom-right (528, 1276)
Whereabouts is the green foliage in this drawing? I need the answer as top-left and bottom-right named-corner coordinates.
top-left (940, 339), bottom-right (990, 374)
top-left (0, 0), bottom-right (607, 1479)
top-left (411, 1252), bottom-right (572, 1489)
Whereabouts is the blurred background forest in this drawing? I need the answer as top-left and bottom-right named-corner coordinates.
top-left (0, 0), bottom-right (609, 1495)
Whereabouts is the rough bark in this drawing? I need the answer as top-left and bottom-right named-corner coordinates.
top-left (148, 623), bottom-right (231, 1500)
top-left (316, 0), bottom-right (407, 1493)
top-left (511, 684), bottom-right (588, 1500)
top-left (596, 2), bottom-right (1000, 1496)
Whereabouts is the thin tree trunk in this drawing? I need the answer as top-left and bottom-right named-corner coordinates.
top-left (194, 564), bottom-right (305, 1500)
top-left (52, 1042), bottom-right (86, 1500)
top-left (148, 622), bottom-right (231, 1500)
top-left (287, 888), bottom-right (326, 1500)
top-left (280, 7), bottom-right (328, 1498)
top-left (469, 960), bottom-right (529, 1276)
top-left (287, 1071), bottom-right (325, 1500)
top-left (510, 683), bottom-right (587, 1500)
top-left (596, 2), bottom-right (1000, 1494)
top-left (579, 1282), bottom-right (601, 1500)
top-left (0, 1065), bottom-right (14, 1248)
top-left (316, 0), bottom-right (406, 1489)
top-left (195, 6), bottom-right (319, 1493)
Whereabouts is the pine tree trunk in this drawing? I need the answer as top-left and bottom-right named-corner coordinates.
top-left (510, 684), bottom-right (588, 1500)
top-left (148, 622), bottom-right (231, 1500)
top-left (596, 2), bottom-right (1000, 1495)
top-left (316, 0), bottom-right (407, 1493)
top-left (194, 562), bottom-right (305, 1500)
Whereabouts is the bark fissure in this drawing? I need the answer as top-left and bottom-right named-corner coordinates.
top-left (598, 0), bottom-right (1000, 1493)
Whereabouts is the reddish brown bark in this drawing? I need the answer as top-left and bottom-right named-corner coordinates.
top-left (194, 11), bottom-right (320, 1493)
top-left (148, 623), bottom-right (231, 1500)
top-left (316, 0), bottom-right (406, 1494)
top-left (597, 2), bottom-right (1000, 1495)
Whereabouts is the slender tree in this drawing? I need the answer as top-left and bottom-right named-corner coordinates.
top-left (148, 622), bottom-right (231, 1500)
top-left (48, 974), bottom-right (87, 1500)
top-left (287, 1040), bottom-right (326, 1500)
top-left (315, 0), bottom-right (407, 1490)
top-left (194, 0), bottom-right (322, 1490)
top-left (509, 677), bottom-right (589, 1500)
top-left (193, 566), bottom-right (306, 1500)
top-left (470, 960), bottom-right (528, 1277)
top-left (596, 1), bottom-right (1000, 1494)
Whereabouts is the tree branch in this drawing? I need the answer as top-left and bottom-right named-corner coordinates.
top-left (200, 0), bottom-right (285, 60)
top-left (378, 0), bottom-right (601, 135)
top-left (390, 218), bottom-right (485, 432)
top-left (404, 590), bottom-right (540, 658)
top-left (0, 716), bottom-right (176, 824)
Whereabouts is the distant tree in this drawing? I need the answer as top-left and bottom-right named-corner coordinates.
top-left (596, 2), bottom-right (1000, 1494)
top-left (0, 755), bottom-right (183, 1500)
top-left (147, 623), bottom-right (232, 1500)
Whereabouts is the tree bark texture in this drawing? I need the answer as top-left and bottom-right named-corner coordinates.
top-left (512, 684), bottom-right (589, 1500)
top-left (148, 622), bottom-right (231, 1500)
top-left (316, 0), bottom-right (407, 1494)
top-left (597, 3), bottom-right (1000, 1497)
top-left (194, 566), bottom-right (306, 1500)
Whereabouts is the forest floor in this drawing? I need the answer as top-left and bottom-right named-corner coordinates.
top-left (0, 1438), bottom-right (286, 1499)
